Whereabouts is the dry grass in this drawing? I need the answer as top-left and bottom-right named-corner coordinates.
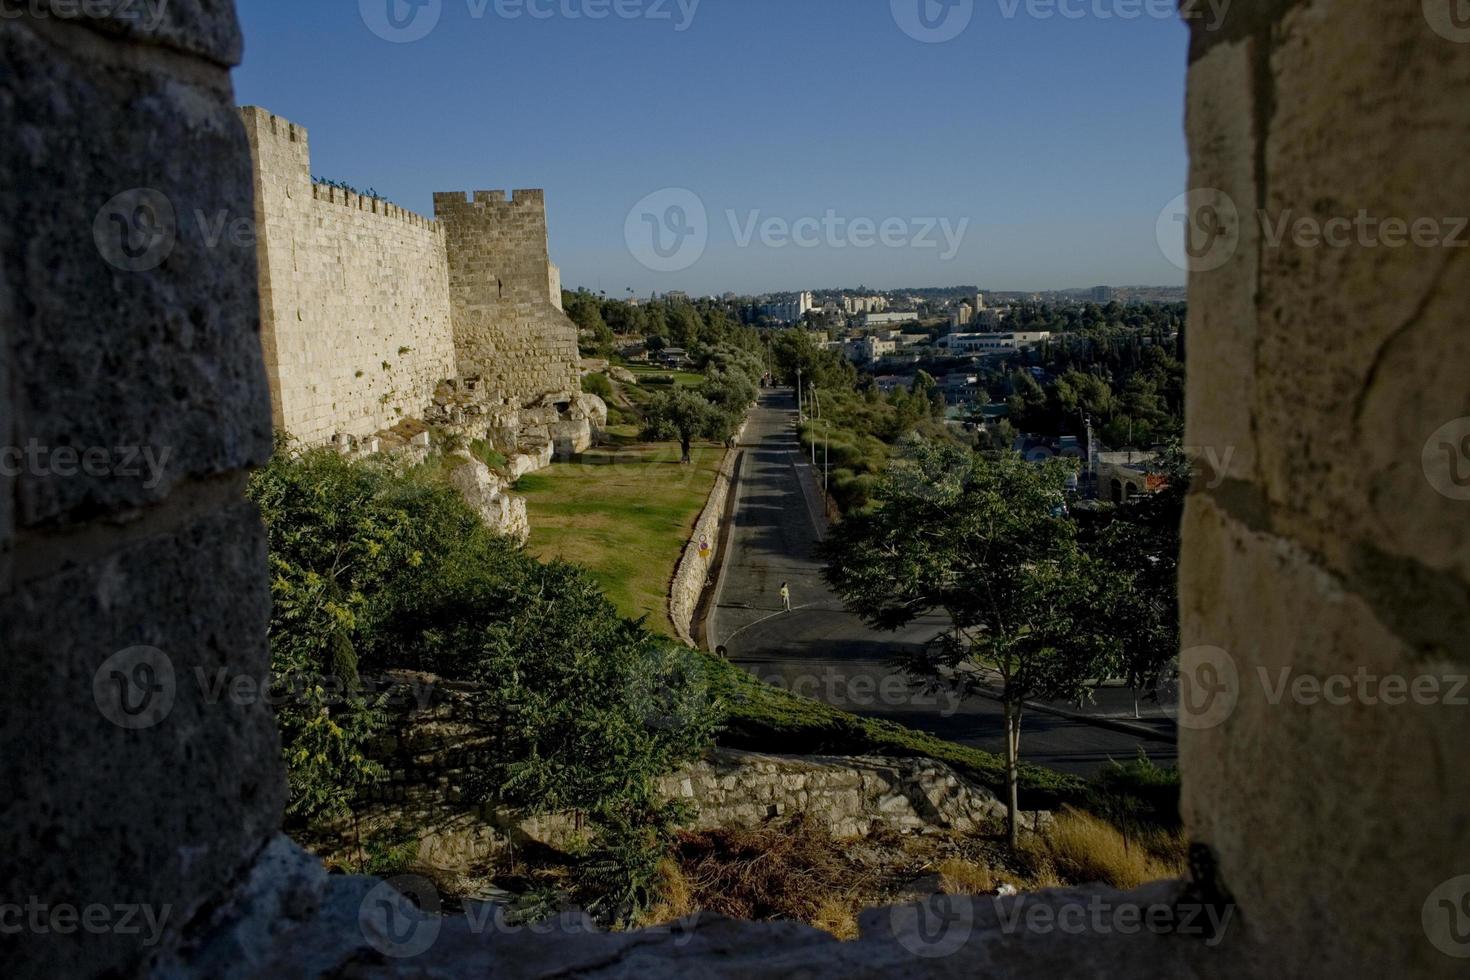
top-left (627, 808), bottom-right (1185, 939)
top-left (1031, 808), bottom-right (1185, 889)
top-left (649, 816), bottom-right (878, 939)
top-left (935, 857), bottom-right (994, 894)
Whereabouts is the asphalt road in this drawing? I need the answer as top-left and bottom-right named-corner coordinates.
top-left (707, 389), bottom-right (1178, 778)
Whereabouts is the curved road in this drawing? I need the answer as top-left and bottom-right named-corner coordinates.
top-left (707, 390), bottom-right (1178, 777)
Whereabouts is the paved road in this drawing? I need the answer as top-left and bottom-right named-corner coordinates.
top-left (707, 390), bottom-right (1178, 778)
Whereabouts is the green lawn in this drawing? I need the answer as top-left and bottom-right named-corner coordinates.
top-left (625, 364), bottom-right (707, 388)
top-left (516, 431), bottom-right (726, 637)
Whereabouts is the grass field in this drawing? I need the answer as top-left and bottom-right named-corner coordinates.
top-left (516, 428), bottom-right (726, 637)
top-left (625, 364), bottom-right (707, 388)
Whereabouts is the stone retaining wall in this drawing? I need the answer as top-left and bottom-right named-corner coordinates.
top-left (669, 418), bottom-right (749, 645)
top-left (656, 749), bottom-right (1051, 840)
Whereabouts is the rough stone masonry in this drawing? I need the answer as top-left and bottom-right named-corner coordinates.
top-left (240, 106), bottom-right (593, 457)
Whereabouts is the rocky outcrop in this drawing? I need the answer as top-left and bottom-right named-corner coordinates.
top-left (447, 454), bottom-right (529, 544)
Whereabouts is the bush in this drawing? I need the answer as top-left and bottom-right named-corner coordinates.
top-left (583, 372), bottom-right (614, 399)
top-left (249, 447), bottom-right (719, 877)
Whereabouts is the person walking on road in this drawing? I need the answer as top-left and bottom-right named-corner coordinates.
top-left (779, 581), bottom-right (791, 612)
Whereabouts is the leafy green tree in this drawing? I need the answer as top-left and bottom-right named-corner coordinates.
top-left (1078, 444), bottom-right (1187, 718)
top-left (822, 441), bottom-right (1121, 846)
top-left (565, 290), bottom-right (613, 354)
top-left (641, 386), bottom-right (733, 463)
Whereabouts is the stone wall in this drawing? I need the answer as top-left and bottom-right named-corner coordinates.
top-left (670, 421), bottom-right (747, 645)
top-left (0, 7), bottom-right (283, 978)
top-left (241, 107), bottom-right (458, 445)
top-left (435, 190), bottom-right (583, 406)
top-left (658, 749), bottom-right (1051, 840)
top-left (1177, 3), bottom-right (1470, 977)
top-left (241, 109), bottom-right (583, 448)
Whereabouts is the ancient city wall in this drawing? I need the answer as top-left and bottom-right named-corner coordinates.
top-left (435, 190), bottom-right (582, 404)
top-left (241, 107), bottom-right (458, 445)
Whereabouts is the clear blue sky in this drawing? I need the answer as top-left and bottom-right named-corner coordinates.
top-left (234, 0), bottom-right (1191, 296)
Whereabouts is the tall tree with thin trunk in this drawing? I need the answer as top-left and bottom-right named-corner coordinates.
top-left (822, 440), bottom-right (1121, 847)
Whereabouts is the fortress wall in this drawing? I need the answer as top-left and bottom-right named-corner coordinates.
top-left (434, 190), bottom-right (582, 405)
top-left (241, 107), bottom-right (456, 445)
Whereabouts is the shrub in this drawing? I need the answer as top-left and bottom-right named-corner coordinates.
top-left (583, 372), bottom-right (614, 399)
top-left (249, 447), bottom-right (719, 902)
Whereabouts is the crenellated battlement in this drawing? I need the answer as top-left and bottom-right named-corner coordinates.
top-left (433, 188), bottom-right (548, 212)
top-left (311, 182), bottom-right (439, 231)
top-left (240, 106), bottom-right (581, 445)
top-left (240, 105), bottom-right (308, 149)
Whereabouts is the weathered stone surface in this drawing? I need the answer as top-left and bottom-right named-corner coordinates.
top-left (31, 0), bottom-right (244, 66)
top-left (1183, 38), bottom-right (1258, 489)
top-left (576, 391), bottom-right (609, 430)
top-left (447, 453), bottom-right (529, 544)
top-left (436, 190), bottom-right (584, 406)
top-left (549, 417), bottom-right (592, 457)
top-left (242, 107), bottom-right (458, 447)
top-left (0, 502), bottom-right (283, 978)
top-left (0, 17), bottom-right (272, 528)
top-left (657, 749), bottom-right (1024, 839)
top-left (1254, 1), bottom-right (1470, 587)
top-left (1180, 495), bottom-right (1468, 978)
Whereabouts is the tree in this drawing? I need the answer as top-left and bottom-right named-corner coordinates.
top-left (1078, 444), bottom-right (1187, 718)
top-left (641, 386), bottom-right (734, 463)
top-left (822, 441), bottom-right (1121, 847)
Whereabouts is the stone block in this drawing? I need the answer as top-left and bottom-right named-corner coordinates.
top-left (31, 0), bottom-right (243, 66)
top-left (0, 18), bottom-right (272, 529)
top-left (1254, 1), bottom-right (1470, 584)
top-left (1180, 494), bottom-right (1467, 978)
top-left (1182, 39), bottom-right (1259, 489)
top-left (0, 503), bottom-right (283, 978)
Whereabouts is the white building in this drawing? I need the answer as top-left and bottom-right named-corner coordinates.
top-left (859, 311), bottom-right (918, 328)
top-left (950, 302), bottom-right (974, 329)
top-left (939, 331), bottom-right (1052, 354)
top-left (761, 291), bottom-right (814, 323)
top-left (843, 295), bottom-right (888, 315)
